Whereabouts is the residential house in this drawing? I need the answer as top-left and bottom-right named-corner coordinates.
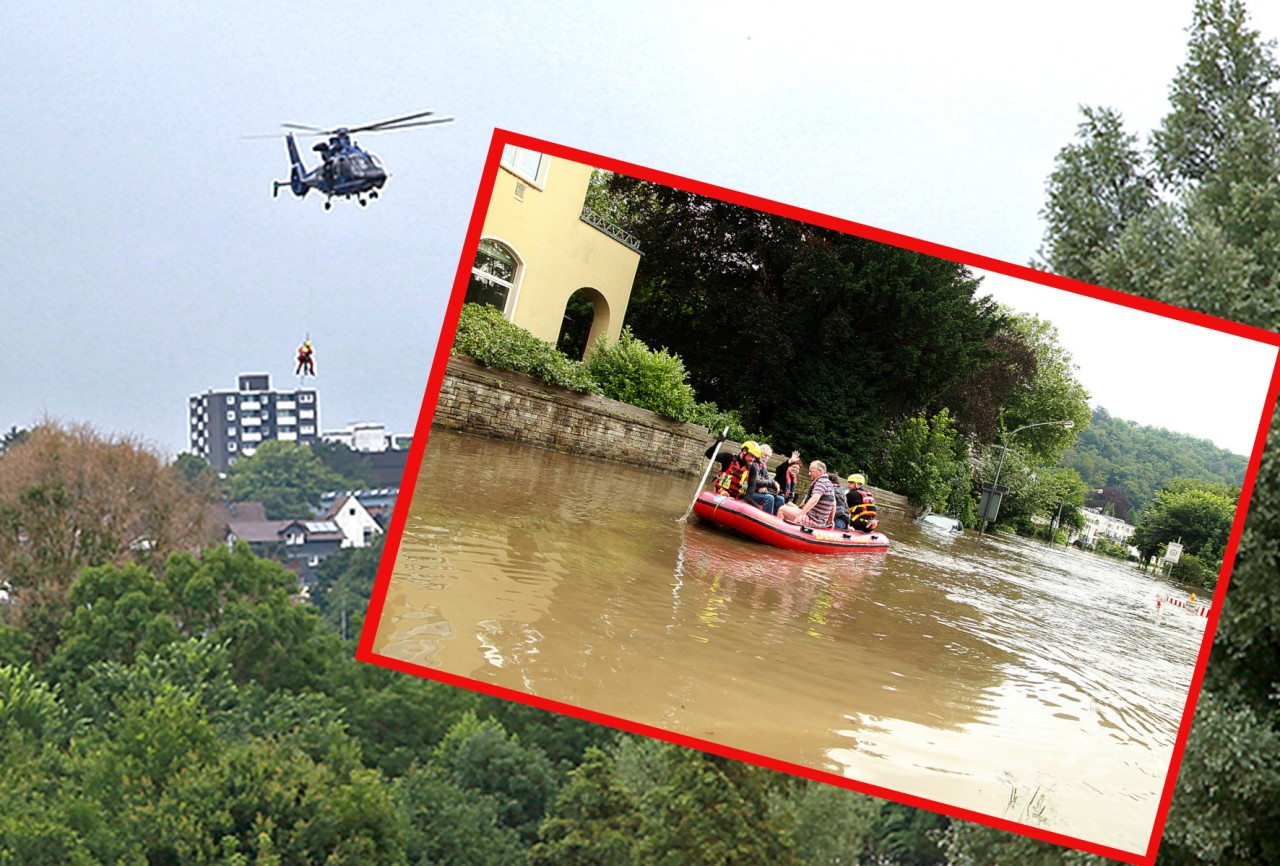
top-left (1077, 507), bottom-right (1136, 550)
top-left (214, 502), bottom-right (351, 585)
top-left (319, 488), bottom-right (399, 527)
top-left (465, 145), bottom-right (642, 356)
top-left (324, 493), bottom-right (383, 548)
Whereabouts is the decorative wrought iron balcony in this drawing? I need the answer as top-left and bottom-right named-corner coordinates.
top-left (580, 207), bottom-right (641, 252)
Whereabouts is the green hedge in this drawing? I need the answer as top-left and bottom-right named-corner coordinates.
top-left (584, 328), bottom-right (697, 421)
top-left (452, 303), bottom-right (601, 394)
top-left (452, 305), bottom-right (750, 437)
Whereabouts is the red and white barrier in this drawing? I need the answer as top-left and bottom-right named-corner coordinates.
top-left (1157, 595), bottom-right (1210, 617)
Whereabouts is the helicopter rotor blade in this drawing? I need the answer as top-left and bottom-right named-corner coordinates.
top-left (353, 116), bottom-right (456, 134)
top-left (344, 110), bottom-right (447, 134)
top-left (280, 122), bottom-right (328, 133)
top-left (259, 112), bottom-right (454, 140)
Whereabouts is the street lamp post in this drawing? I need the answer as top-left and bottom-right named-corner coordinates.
top-left (979, 419), bottom-right (1075, 535)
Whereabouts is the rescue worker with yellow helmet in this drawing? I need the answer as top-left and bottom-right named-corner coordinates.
top-left (713, 440), bottom-right (761, 502)
top-left (295, 340), bottom-right (316, 376)
top-left (846, 473), bottom-right (879, 533)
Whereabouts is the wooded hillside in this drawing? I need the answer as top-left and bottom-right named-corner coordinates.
top-left (1060, 406), bottom-right (1248, 520)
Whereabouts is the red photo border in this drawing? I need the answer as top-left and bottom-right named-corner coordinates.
top-left (357, 128), bottom-right (1280, 866)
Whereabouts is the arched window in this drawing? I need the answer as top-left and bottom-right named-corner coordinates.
top-left (465, 239), bottom-right (519, 314)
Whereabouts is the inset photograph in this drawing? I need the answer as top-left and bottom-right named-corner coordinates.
top-left (359, 131), bottom-right (1280, 865)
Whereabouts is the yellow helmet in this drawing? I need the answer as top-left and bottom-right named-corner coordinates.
top-left (742, 440), bottom-right (762, 458)
top-left (850, 473), bottom-right (866, 485)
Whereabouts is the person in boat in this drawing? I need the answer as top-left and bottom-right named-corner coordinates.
top-left (295, 340), bottom-right (316, 376)
top-left (704, 433), bottom-right (742, 494)
top-left (749, 444), bottom-right (786, 515)
top-left (711, 440), bottom-right (760, 501)
top-left (704, 435), bottom-right (735, 479)
top-left (846, 474), bottom-right (879, 533)
top-left (773, 450), bottom-right (801, 503)
top-left (830, 472), bottom-right (852, 529)
top-left (778, 461), bottom-right (836, 527)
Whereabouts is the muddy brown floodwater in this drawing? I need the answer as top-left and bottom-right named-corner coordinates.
top-left (373, 428), bottom-right (1208, 855)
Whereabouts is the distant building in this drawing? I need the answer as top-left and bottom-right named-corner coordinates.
top-left (1078, 508), bottom-right (1135, 548)
top-left (189, 373), bottom-right (319, 471)
top-left (323, 492), bottom-right (383, 547)
top-left (320, 422), bottom-right (412, 485)
top-left (466, 145), bottom-right (642, 356)
top-left (212, 496), bottom-right (379, 584)
top-left (322, 421), bottom-right (400, 453)
top-left (318, 488), bottom-right (399, 525)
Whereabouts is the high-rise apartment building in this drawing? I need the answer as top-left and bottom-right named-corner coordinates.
top-left (189, 373), bottom-right (319, 470)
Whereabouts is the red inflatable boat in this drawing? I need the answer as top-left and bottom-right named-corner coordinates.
top-left (692, 491), bottom-right (889, 554)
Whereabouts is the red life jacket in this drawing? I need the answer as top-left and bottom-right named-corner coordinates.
top-left (722, 455), bottom-right (752, 499)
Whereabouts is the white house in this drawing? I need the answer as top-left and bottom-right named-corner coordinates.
top-left (322, 421), bottom-right (400, 453)
top-left (325, 493), bottom-right (383, 548)
top-left (1077, 508), bottom-right (1135, 548)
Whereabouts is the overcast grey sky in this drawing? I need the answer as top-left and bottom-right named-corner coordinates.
top-left (975, 270), bottom-right (1278, 456)
top-left (3, 1), bottom-right (1279, 459)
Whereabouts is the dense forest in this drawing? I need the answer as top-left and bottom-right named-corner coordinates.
top-left (0, 422), bottom-right (968, 865)
top-left (1060, 406), bottom-right (1249, 520)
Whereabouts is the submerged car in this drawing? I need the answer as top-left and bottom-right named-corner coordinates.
top-left (914, 512), bottom-right (964, 533)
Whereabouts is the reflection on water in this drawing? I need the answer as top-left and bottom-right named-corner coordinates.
top-left (375, 429), bottom-right (1207, 854)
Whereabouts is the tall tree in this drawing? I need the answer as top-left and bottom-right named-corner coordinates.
top-left (996, 312), bottom-right (1093, 462)
top-left (1152, 0), bottom-right (1280, 189)
top-left (531, 747), bottom-right (643, 866)
top-left (604, 174), bottom-right (1007, 465)
top-left (433, 713), bottom-right (560, 844)
top-left (1130, 478), bottom-right (1237, 568)
top-left (1034, 2), bottom-right (1280, 862)
top-left (309, 440), bottom-right (378, 488)
top-left (1036, 105), bottom-right (1155, 286)
top-left (222, 440), bottom-right (354, 519)
top-left (0, 423), bottom-right (215, 662)
top-left (633, 748), bottom-right (795, 866)
top-left (931, 328), bottom-right (1039, 443)
top-left (876, 409), bottom-right (973, 518)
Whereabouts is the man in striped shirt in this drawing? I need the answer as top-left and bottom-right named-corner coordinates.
top-left (778, 461), bottom-right (836, 528)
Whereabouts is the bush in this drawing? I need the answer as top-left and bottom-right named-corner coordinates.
top-left (875, 410), bottom-right (970, 514)
top-left (1171, 552), bottom-right (1219, 590)
top-left (686, 401), bottom-right (750, 441)
top-left (584, 328), bottom-right (697, 421)
top-left (452, 303), bottom-right (601, 394)
top-left (1090, 537), bottom-right (1135, 561)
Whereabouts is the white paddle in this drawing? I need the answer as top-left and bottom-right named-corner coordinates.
top-left (679, 426), bottom-right (731, 523)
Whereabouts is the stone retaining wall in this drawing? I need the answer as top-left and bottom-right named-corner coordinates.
top-left (434, 355), bottom-right (914, 513)
top-left (434, 356), bottom-right (713, 475)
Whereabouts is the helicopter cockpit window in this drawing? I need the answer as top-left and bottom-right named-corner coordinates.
top-left (466, 239), bottom-right (519, 314)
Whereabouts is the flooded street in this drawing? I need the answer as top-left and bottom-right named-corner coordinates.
top-left (374, 428), bottom-right (1208, 855)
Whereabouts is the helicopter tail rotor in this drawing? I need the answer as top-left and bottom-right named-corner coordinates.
top-left (272, 166), bottom-right (309, 199)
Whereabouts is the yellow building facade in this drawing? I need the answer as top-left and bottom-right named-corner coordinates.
top-left (465, 146), bottom-right (640, 354)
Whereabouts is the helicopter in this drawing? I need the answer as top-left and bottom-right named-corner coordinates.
top-left (269, 110), bottom-right (454, 209)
